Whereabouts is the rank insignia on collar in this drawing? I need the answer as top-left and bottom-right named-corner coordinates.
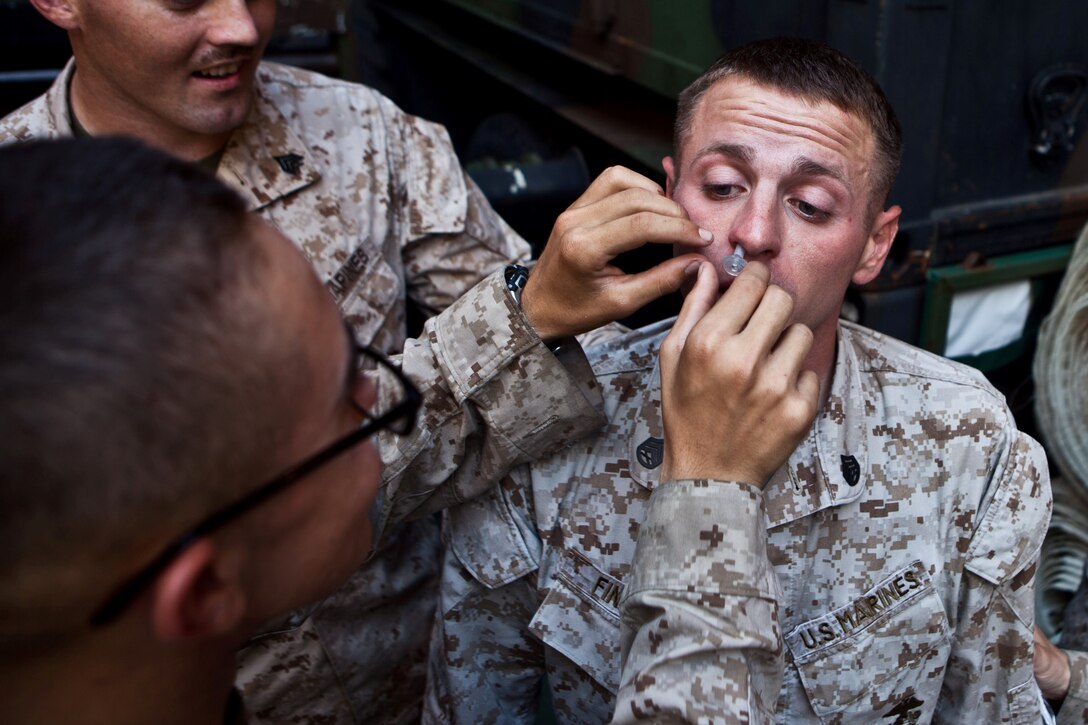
top-left (636, 437), bottom-right (665, 469)
top-left (274, 152), bottom-right (304, 176)
top-left (841, 454), bottom-right (860, 486)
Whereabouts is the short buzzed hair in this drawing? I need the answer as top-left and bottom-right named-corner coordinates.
top-left (0, 138), bottom-right (300, 647)
top-left (674, 37), bottom-right (904, 209)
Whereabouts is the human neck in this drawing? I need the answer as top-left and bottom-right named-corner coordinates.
top-left (68, 66), bottom-right (232, 163)
top-left (804, 316), bottom-right (842, 412)
top-left (1, 629), bottom-right (239, 725)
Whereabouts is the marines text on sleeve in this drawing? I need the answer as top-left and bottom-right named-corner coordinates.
top-left (428, 319), bottom-right (1051, 724)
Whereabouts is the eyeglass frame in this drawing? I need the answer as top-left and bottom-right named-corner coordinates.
top-left (88, 341), bottom-right (421, 627)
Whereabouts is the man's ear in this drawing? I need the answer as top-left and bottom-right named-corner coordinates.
top-left (28, 0), bottom-right (81, 31)
top-left (852, 205), bottom-right (901, 285)
top-left (148, 538), bottom-right (248, 643)
top-left (662, 156), bottom-right (677, 198)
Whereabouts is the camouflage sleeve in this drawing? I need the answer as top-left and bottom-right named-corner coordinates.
top-left (939, 431), bottom-right (1052, 722)
top-left (614, 479), bottom-right (784, 724)
top-left (374, 268), bottom-right (607, 534)
top-left (1057, 650), bottom-right (1088, 725)
top-left (395, 110), bottom-right (531, 316)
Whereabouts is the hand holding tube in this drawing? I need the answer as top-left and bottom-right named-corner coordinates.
top-left (658, 261), bottom-right (820, 487)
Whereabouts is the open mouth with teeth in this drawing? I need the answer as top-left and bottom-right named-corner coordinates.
top-left (193, 62), bottom-right (242, 79)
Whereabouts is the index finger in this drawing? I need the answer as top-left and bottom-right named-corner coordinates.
top-left (567, 166), bottom-right (664, 210)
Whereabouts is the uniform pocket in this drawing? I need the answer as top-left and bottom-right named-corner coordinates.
top-left (1007, 678), bottom-right (1043, 725)
top-left (334, 252), bottom-right (401, 344)
top-left (528, 549), bottom-right (624, 694)
top-left (446, 482), bottom-right (538, 591)
top-left (785, 560), bottom-right (950, 723)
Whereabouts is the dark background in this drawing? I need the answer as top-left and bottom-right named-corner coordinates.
top-left (4, 0), bottom-right (1087, 443)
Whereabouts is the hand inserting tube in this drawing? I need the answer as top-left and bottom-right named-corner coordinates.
top-left (723, 244), bottom-right (747, 277)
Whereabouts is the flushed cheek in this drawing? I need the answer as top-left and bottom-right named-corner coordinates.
top-left (674, 191), bottom-right (722, 231)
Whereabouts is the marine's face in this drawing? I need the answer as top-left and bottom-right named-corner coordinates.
top-left (668, 77), bottom-right (898, 341)
top-left (68, 0), bottom-right (275, 142)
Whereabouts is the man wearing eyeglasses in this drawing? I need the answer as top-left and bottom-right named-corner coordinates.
top-left (0, 3), bottom-right (528, 720)
top-left (0, 1), bottom-right (713, 721)
top-left (0, 136), bottom-right (415, 724)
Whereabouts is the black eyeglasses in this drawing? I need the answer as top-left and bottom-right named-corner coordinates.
top-left (88, 344), bottom-right (421, 627)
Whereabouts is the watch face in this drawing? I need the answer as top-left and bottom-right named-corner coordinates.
top-left (505, 264), bottom-right (529, 291)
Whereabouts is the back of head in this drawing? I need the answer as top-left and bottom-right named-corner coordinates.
top-left (0, 137), bottom-right (294, 650)
top-left (675, 36), bottom-right (903, 208)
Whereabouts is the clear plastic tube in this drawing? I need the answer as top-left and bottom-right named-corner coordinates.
top-left (723, 244), bottom-right (747, 277)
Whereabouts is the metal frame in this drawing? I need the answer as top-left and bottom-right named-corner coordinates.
top-left (920, 243), bottom-right (1073, 370)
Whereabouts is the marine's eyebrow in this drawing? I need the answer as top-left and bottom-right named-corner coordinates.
top-left (689, 144), bottom-right (848, 186)
top-left (691, 142), bottom-right (754, 166)
top-left (790, 156), bottom-right (848, 187)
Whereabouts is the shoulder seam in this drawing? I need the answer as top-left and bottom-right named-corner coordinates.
top-left (842, 321), bottom-right (1003, 403)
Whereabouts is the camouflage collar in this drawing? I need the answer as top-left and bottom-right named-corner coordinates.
top-left (41, 58), bottom-right (77, 138)
top-left (628, 321), bottom-right (870, 528)
top-left (39, 60), bottom-right (320, 211)
top-left (216, 68), bottom-right (320, 211)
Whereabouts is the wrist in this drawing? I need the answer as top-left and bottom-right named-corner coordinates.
top-left (661, 455), bottom-right (768, 489)
top-left (509, 265), bottom-right (571, 350)
top-left (1054, 649), bottom-right (1073, 701)
top-left (1038, 644), bottom-right (1072, 701)
top-left (520, 284), bottom-right (562, 345)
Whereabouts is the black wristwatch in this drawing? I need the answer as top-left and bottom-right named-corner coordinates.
top-left (504, 264), bottom-right (530, 306)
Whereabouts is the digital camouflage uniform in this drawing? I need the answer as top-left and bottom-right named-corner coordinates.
top-left (0, 61), bottom-right (607, 724)
top-left (429, 318), bottom-right (1052, 724)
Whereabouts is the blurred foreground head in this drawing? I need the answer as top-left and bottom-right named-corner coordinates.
top-left (0, 137), bottom-right (383, 673)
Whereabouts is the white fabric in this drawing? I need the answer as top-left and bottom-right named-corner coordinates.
top-left (945, 279), bottom-right (1032, 357)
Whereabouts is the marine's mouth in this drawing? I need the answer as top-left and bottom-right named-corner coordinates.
top-left (194, 62), bottom-right (242, 79)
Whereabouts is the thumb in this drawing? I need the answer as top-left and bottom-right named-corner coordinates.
top-left (660, 260), bottom-right (716, 371)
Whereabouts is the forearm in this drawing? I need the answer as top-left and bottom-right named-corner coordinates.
top-left (613, 480), bottom-right (782, 724)
top-left (939, 567), bottom-right (1041, 721)
top-left (374, 269), bottom-right (606, 535)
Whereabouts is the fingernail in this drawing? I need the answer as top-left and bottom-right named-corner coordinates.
top-left (684, 260), bottom-right (703, 277)
top-left (699, 228), bottom-right (714, 242)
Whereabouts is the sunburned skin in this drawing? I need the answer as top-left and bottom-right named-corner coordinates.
top-left (668, 77), bottom-right (896, 364)
top-left (63, 0), bottom-right (276, 160)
